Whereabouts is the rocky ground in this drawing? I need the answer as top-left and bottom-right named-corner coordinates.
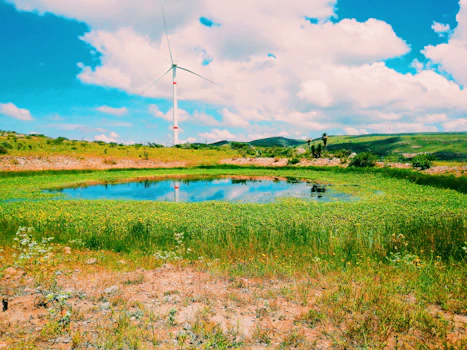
top-left (2, 249), bottom-right (466, 349)
top-left (0, 251), bottom-right (336, 349)
top-left (1, 155), bottom-right (466, 176)
top-left (0, 156), bottom-right (185, 171)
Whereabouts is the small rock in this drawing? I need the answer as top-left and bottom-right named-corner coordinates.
top-left (117, 260), bottom-right (127, 265)
top-left (349, 153), bottom-right (357, 159)
top-left (296, 147), bottom-right (306, 154)
top-left (100, 302), bottom-right (111, 310)
top-left (4, 267), bottom-right (17, 276)
top-left (103, 285), bottom-right (118, 294)
top-left (54, 336), bottom-right (72, 344)
top-left (63, 247), bottom-right (72, 254)
top-left (85, 258), bottom-right (97, 265)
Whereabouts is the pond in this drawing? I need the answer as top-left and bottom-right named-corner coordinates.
top-left (45, 176), bottom-right (357, 203)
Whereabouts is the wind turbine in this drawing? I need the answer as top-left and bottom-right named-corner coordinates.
top-left (131, 7), bottom-right (216, 146)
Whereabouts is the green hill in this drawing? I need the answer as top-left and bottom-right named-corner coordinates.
top-left (211, 137), bottom-right (304, 148)
top-left (323, 132), bottom-right (467, 160)
top-left (249, 137), bottom-right (304, 147)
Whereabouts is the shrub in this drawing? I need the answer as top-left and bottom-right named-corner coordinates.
top-left (0, 145), bottom-right (7, 154)
top-left (0, 142), bottom-right (13, 150)
top-left (53, 136), bottom-right (68, 145)
top-left (411, 154), bottom-right (434, 170)
top-left (288, 157), bottom-right (300, 165)
top-left (349, 152), bottom-right (378, 167)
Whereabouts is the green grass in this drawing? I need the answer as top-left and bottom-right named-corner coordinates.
top-left (0, 167), bottom-right (465, 266)
top-left (1, 166), bottom-right (466, 348)
top-left (0, 131), bottom-right (238, 165)
top-left (324, 132), bottom-right (467, 161)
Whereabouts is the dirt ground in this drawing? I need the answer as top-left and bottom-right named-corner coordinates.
top-left (2, 256), bottom-right (467, 349)
top-left (0, 156), bottom-right (185, 172)
top-left (0, 258), bottom-right (335, 349)
top-left (1, 155), bottom-right (466, 176)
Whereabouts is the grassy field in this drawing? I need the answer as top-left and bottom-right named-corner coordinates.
top-left (1, 166), bottom-right (466, 348)
top-left (2, 130), bottom-right (467, 164)
top-left (323, 132), bottom-right (467, 161)
top-left (0, 131), bottom-right (238, 165)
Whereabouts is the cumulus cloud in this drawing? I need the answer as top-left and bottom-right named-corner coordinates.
top-left (431, 21), bottom-right (451, 36)
top-left (0, 102), bottom-right (33, 121)
top-left (150, 105), bottom-right (220, 126)
top-left (415, 114), bottom-right (448, 124)
top-left (442, 118), bottom-right (467, 131)
top-left (97, 106), bottom-right (128, 116)
top-left (199, 129), bottom-right (235, 141)
top-left (94, 131), bottom-right (120, 143)
top-left (344, 127), bottom-right (369, 135)
top-left (424, 0), bottom-right (467, 86)
top-left (8, 0), bottom-right (467, 137)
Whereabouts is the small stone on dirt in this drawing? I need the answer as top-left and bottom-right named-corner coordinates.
top-left (296, 147), bottom-right (306, 154)
top-left (85, 258), bottom-right (97, 265)
top-left (100, 302), bottom-right (111, 310)
top-left (4, 267), bottom-right (17, 276)
top-left (103, 285), bottom-right (118, 294)
top-left (63, 246), bottom-right (72, 254)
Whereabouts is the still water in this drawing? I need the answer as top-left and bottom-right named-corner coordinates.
top-left (46, 177), bottom-right (355, 203)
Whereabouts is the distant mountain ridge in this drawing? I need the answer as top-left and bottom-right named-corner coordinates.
top-left (211, 136), bottom-right (304, 147)
top-left (210, 132), bottom-right (467, 161)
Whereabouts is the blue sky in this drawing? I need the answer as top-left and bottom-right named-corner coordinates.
top-left (1, 0), bottom-right (466, 143)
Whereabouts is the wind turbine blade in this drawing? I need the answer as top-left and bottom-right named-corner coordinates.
top-left (178, 66), bottom-right (217, 85)
top-left (162, 6), bottom-right (174, 64)
top-left (130, 66), bottom-right (173, 102)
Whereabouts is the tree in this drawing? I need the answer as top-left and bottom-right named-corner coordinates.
top-left (306, 138), bottom-right (312, 150)
top-left (411, 154), bottom-right (434, 170)
top-left (321, 133), bottom-right (328, 149)
top-left (311, 145), bottom-right (316, 158)
top-left (349, 152), bottom-right (378, 167)
top-left (316, 143), bottom-right (323, 158)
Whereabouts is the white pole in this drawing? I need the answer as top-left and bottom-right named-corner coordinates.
top-left (174, 180), bottom-right (180, 203)
top-left (173, 65), bottom-right (178, 145)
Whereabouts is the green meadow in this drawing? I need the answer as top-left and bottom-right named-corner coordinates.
top-left (1, 165), bottom-right (466, 347)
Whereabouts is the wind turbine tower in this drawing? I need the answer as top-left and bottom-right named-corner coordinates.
top-left (131, 7), bottom-right (216, 145)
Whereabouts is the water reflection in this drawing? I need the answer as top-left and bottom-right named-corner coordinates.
top-left (45, 177), bottom-right (356, 203)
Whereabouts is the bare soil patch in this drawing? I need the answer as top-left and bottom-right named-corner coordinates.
top-left (0, 156), bottom-right (185, 172)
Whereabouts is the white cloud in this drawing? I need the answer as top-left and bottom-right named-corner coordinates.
top-left (199, 129), bottom-right (235, 141)
top-left (424, 0), bottom-right (467, 86)
top-left (7, 0), bottom-right (467, 137)
top-left (344, 127), bottom-right (368, 135)
top-left (364, 122), bottom-right (438, 134)
top-left (94, 132), bottom-right (120, 143)
top-left (431, 21), bottom-right (451, 36)
top-left (150, 105), bottom-right (220, 126)
top-left (220, 108), bottom-right (249, 128)
top-left (97, 106), bottom-right (128, 116)
top-left (411, 59), bottom-right (424, 73)
top-left (415, 113), bottom-right (448, 124)
top-left (0, 102), bottom-right (33, 121)
top-left (442, 118), bottom-right (467, 131)
top-left (297, 80), bottom-right (333, 107)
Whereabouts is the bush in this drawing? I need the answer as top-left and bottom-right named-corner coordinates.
top-left (0, 142), bottom-right (13, 150)
top-left (349, 152), bottom-right (378, 167)
top-left (0, 145), bottom-right (8, 154)
top-left (53, 136), bottom-right (68, 145)
top-left (288, 157), bottom-right (300, 165)
top-left (411, 154), bottom-right (434, 170)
